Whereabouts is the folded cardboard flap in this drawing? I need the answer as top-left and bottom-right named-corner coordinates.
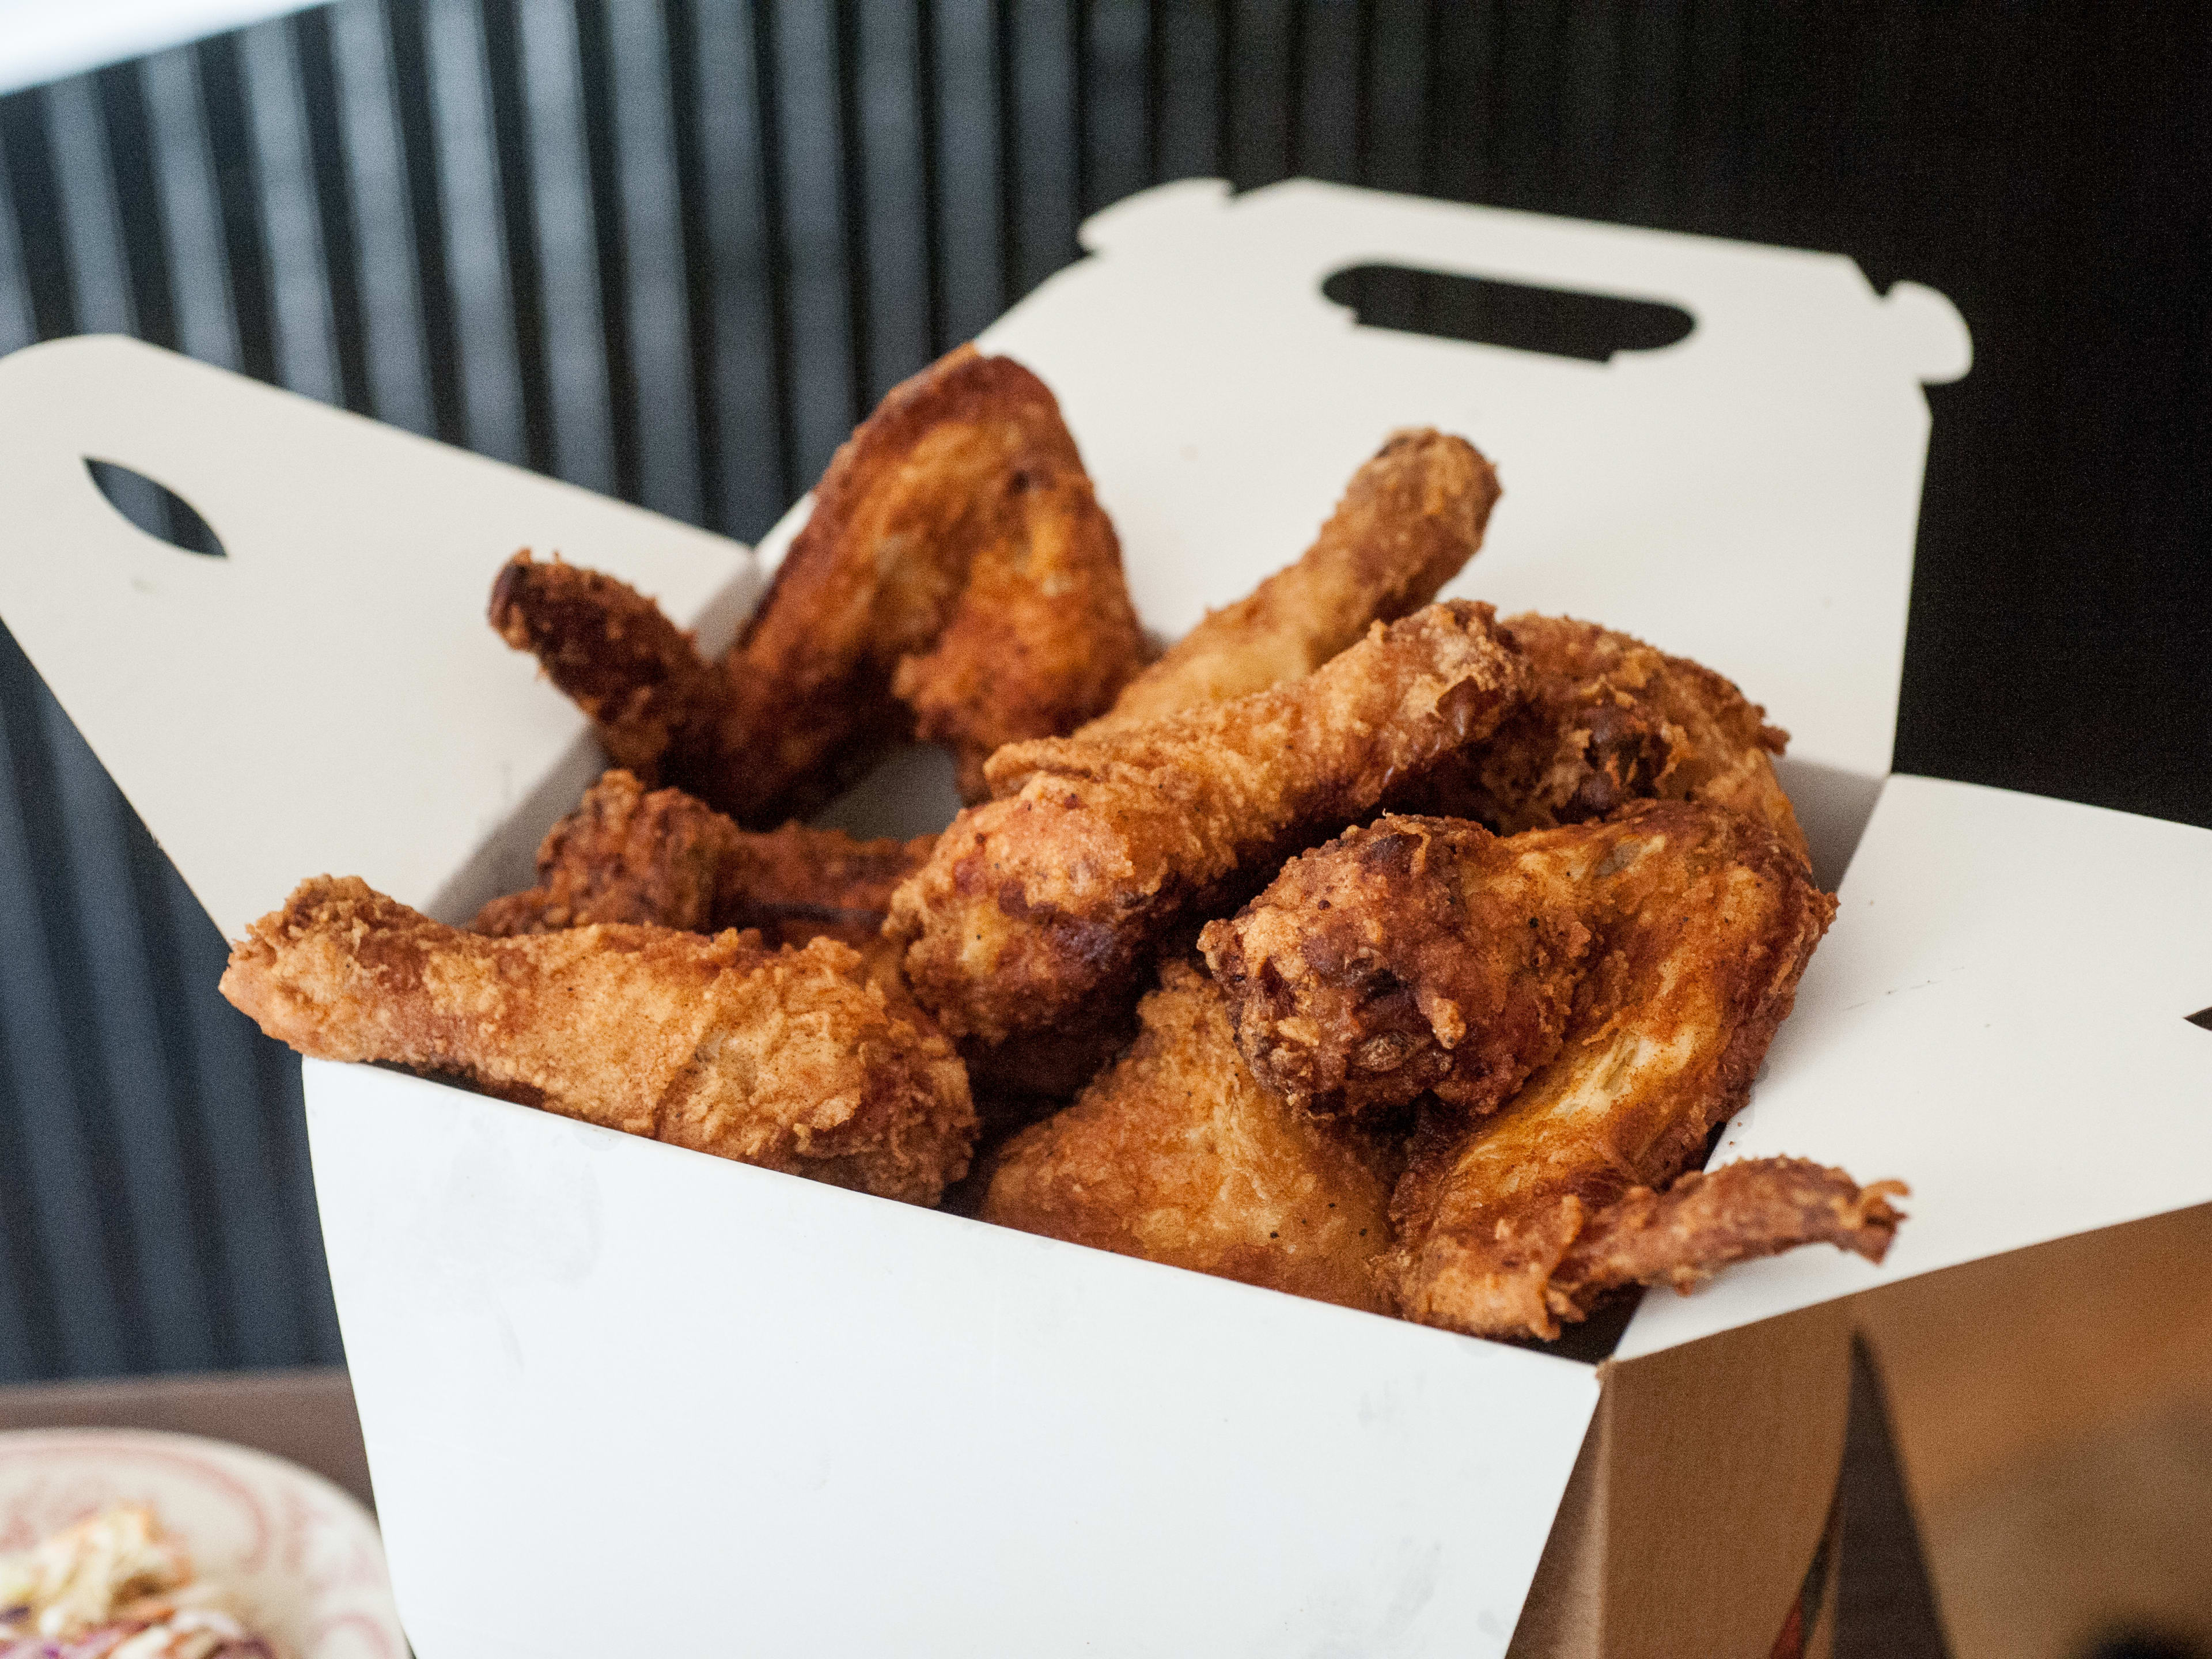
top-left (0, 336), bottom-right (759, 940)
top-left (1618, 774), bottom-right (2212, 1360)
top-left (981, 178), bottom-right (1967, 789)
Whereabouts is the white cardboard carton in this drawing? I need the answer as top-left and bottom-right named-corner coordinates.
top-left (1, 180), bottom-right (2204, 1657)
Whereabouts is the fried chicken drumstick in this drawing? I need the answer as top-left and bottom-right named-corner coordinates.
top-left (982, 960), bottom-right (1395, 1313)
top-left (1081, 429), bottom-right (1501, 736)
top-left (473, 768), bottom-right (931, 948)
top-left (491, 345), bottom-right (1146, 822)
top-left (1406, 613), bottom-right (1807, 859)
top-left (888, 601), bottom-right (1529, 1044)
top-left (1200, 815), bottom-right (1593, 1120)
top-left (222, 877), bottom-right (976, 1206)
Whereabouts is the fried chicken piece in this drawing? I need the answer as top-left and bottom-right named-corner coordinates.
top-left (982, 961), bottom-right (1395, 1313)
top-left (892, 460), bottom-right (1149, 800)
top-left (473, 769), bottom-right (738, 936)
top-left (486, 556), bottom-right (711, 780)
top-left (718, 822), bottom-right (936, 947)
top-left (473, 769), bottom-right (933, 948)
top-left (222, 876), bottom-right (976, 1206)
top-left (474, 771), bottom-right (1094, 1122)
top-left (1551, 1157), bottom-right (1906, 1304)
top-left (1081, 430), bottom-right (1501, 736)
top-left (1403, 613), bottom-right (1807, 861)
top-left (1381, 803), bottom-right (1847, 1338)
top-left (490, 346), bottom-right (1145, 824)
top-left (888, 601), bottom-right (1529, 1044)
top-left (1200, 815), bottom-right (1592, 1120)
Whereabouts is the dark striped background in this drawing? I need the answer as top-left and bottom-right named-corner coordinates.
top-left (0, 2), bottom-right (2205, 1382)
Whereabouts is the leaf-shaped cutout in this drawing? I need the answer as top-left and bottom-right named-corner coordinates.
top-left (86, 458), bottom-right (226, 558)
top-left (1323, 264), bottom-right (1695, 363)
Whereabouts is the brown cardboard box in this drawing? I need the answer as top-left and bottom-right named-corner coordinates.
top-left (1513, 1302), bottom-right (1850, 1659)
top-left (1858, 1201), bottom-right (2212, 1659)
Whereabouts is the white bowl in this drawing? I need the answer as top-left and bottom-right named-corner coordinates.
top-left (0, 1427), bottom-right (405, 1658)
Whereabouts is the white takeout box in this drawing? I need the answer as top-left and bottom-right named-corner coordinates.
top-left (2, 179), bottom-right (2206, 1658)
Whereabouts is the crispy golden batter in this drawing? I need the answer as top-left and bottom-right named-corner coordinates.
top-left (888, 601), bottom-right (1530, 1044)
top-left (1383, 802), bottom-right (1842, 1338)
top-left (222, 876), bottom-right (976, 1206)
top-left (1082, 429), bottom-right (1501, 735)
top-left (486, 556), bottom-right (711, 779)
top-left (474, 769), bottom-right (932, 947)
top-left (1200, 816), bottom-right (1592, 1120)
top-left (893, 460), bottom-right (1149, 800)
top-left (490, 346), bottom-right (1145, 824)
top-left (473, 769), bottom-right (738, 935)
top-left (1552, 1157), bottom-right (1906, 1303)
top-left (982, 961), bottom-right (1395, 1313)
top-left (1404, 614), bottom-right (1806, 860)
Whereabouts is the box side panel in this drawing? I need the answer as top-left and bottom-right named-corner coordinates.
top-left (1621, 775), bottom-right (2212, 1358)
top-left (1599, 1301), bottom-right (1851, 1659)
top-left (305, 1062), bottom-right (1601, 1659)
top-left (1503, 1414), bottom-right (1605, 1658)
top-left (1855, 1202), bottom-right (2212, 1659)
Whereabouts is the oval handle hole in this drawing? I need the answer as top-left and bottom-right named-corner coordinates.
top-left (86, 459), bottom-right (226, 558)
top-left (1323, 264), bottom-right (1695, 363)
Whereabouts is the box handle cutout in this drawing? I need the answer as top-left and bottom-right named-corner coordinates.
top-left (85, 458), bottom-right (226, 558)
top-left (2187, 1007), bottom-right (2212, 1032)
top-left (1323, 264), bottom-right (1695, 363)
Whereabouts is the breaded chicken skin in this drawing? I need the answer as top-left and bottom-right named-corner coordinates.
top-left (1552, 1157), bottom-right (1904, 1305)
top-left (888, 601), bottom-right (1529, 1044)
top-left (983, 961), bottom-right (1395, 1313)
top-left (1374, 805), bottom-right (1847, 1336)
top-left (222, 876), bottom-right (976, 1206)
top-left (1082, 430), bottom-right (1501, 735)
top-left (1201, 816), bottom-right (1592, 1120)
top-left (491, 346), bottom-right (1145, 823)
top-left (1406, 615), bottom-right (1806, 859)
top-left (474, 768), bottom-right (931, 948)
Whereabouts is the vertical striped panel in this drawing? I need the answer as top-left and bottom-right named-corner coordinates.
top-left (685, 0), bottom-right (785, 533)
top-left (324, 0), bottom-right (435, 433)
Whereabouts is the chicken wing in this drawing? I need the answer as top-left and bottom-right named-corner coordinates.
top-left (1375, 803), bottom-right (1846, 1337)
top-left (1550, 1157), bottom-right (1904, 1305)
top-left (888, 601), bottom-right (1529, 1044)
top-left (474, 768), bottom-right (931, 948)
top-left (1081, 429), bottom-right (1501, 736)
top-left (892, 458), bottom-right (1149, 800)
top-left (222, 876), bottom-right (976, 1206)
top-left (1199, 815), bottom-right (1592, 1120)
top-left (491, 345), bottom-right (1145, 823)
top-left (982, 960), bottom-right (1395, 1313)
top-left (1402, 614), bottom-right (1807, 860)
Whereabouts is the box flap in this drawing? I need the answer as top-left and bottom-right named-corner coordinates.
top-left (973, 179), bottom-right (1968, 786)
top-left (1617, 775), bottom-right (2212, 1358)
top-left (307, 1062), bottom-right (1600, 1658)
top-left (0, 336), bottom-right (757, 938)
